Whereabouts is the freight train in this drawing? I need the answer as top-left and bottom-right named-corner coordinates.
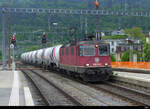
top-left (21, 38), bottom-right (112, 82)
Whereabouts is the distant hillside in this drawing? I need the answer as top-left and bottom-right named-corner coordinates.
top-left (1, 0), bottom-right (150, 11)
top-left (0, 0), bottom-right (150, 41)
top-left (0, 0), bottom-right (150, 56)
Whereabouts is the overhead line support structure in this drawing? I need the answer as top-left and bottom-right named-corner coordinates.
top-left (2, 6), bottom-right (7, 70)
top-left (1, 8), bottom-right (150, 17)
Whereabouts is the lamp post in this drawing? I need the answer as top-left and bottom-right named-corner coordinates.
top-left (53, 23), bottom-right (58, 43)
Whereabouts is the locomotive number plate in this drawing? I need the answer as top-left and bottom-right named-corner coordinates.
top-left (93, 63), bottom-right (102, 66)
top-left (95, 57), bottom-right (100, 63)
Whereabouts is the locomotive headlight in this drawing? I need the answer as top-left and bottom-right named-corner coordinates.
top-left (105, 63), bottom-right (108, 66)
top-left (95, 45), bottom-right (98, 48)
top-left (86, 64), bottom-right (90, 67)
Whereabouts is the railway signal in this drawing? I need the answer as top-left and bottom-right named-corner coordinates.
top-left (41, 32), bottom-right (46, 44)
top-left (93, 0), bottom-right (99, 9)
top-left (11, 34), bottom-right (16, 46)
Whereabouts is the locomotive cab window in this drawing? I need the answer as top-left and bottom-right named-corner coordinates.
top-left (79, 45), bottom-right (95, 56)
top-left (98, 45), bottom-right (110, 56)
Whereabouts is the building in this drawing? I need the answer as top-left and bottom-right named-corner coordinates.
top-left (111, 29), bottom-right (125, 36)
top-left (104, 38), bottom-right (143, 61)
top-left (146, 32), bottom-right (150, 43)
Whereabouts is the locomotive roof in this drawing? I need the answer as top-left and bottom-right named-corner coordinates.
top-left (62, 40), bottom-right (109, 47)
top-left (77, 40), bottom-right (109, 45)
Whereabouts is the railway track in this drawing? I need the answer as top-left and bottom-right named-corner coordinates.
top-left (57, 72), bottom-right (150, 106)
top-left (18, 63), bottom-right (150, 106)
top-left (22, 70), bottom-right (49, 105)
top-left (31, 70), bottom-right (149, 105)
top-left (90, 82), bottom-right (150, 106)
top-left (30, 69), bottom-right (113, 106)
top-left (21, 69), bottom-right (83, 106)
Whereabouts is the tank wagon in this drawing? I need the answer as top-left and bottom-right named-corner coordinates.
top-left (21, 40), bottom-right (112, 82)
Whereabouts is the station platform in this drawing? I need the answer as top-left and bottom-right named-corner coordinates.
top-left (0, 69), bottom-right (34, 106)
top-left (114, 71), bottom-right (150, 82)
top-left (112, 67), bottom-right (150, 74)
top-left (113, 71), bottom-right (150, 93)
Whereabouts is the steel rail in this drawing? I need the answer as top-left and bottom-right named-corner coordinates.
top-left (90, 82), bottom-right (150, 106)
top-left (21, 70), bottom-right (50, 105)
top-left (28, 69), bottom-right (83, 106)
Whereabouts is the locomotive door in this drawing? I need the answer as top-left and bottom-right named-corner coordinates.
top-left (76, 46), bottom-right (79, 66)
top-left (72, 46), bottom-right (77, 66)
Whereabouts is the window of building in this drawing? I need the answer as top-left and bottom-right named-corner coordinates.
top-left (112, 48), bottom-right (114, 52)
top-left (111, 41), bottom-right (114, 46)
top-left (121, 47), bottom-right (124, 51)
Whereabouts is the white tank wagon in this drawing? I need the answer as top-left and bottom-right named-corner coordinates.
top-left (26, 52), bottom-right (32, 64)
top-left (25, 53), bottom-right (28, 63)
top-left (21, 54), bottom-right (24, 62)
top-left (51, 45), bottom-right (62, 67)
top-left (31, 51), bottom-right (37, 64)
top-left (24, 53), bottom-right (28, 62)
top-left (43, 47), bottom-right (54, 66)
top-left (22, 53), bottom-right (26, 62)
top-left (28, 52), bottom-right (33, 63)
top-left (21, 45), bottom-right (63, 67)
top-left (24, 52), bottom-right (28, 63)
top-left (22, 53), bottom-right (26, 63)
top-left (24, 53), bottom-right (28, 63)
top-left (36, 49), bottom-right (44, 65)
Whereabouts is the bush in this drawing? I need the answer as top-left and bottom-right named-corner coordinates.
top-left (26, 45), bottom-right (39, 51)
top-left (143, 43), bottom-right (150, 62)
top-left (121, 50), bottom-right (142, 62)
top-left (102, 35), bottom-right (127, 40)
top-left (110, 53), bottom-right (116, 62)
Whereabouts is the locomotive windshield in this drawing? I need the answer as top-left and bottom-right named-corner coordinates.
top-left (79, 45), bottom-right (95, 56)
top-left (98, 45), bottom-right (110, 56)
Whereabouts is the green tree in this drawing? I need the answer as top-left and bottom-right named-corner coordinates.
top-left (121, 50), bottom-right (142, 62)
top-left (110, 53), bottom-right (116, 62)
top-left (26, 45), bottom-right (39, 51)
top-left (121, 50), bottom-right (130, 62)
top-left (125, 27), bottom-right (146, 39)
top-left (143, 43), bottom-right (150, 62)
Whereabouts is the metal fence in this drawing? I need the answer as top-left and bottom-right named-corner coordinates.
top-left (112, 62), bottom-right (150, 69)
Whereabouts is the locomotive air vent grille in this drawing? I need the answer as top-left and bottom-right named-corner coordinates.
top-left (95, 57), bottom-right (99, 63)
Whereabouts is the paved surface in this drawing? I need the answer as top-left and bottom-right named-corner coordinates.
top-left (0, 71), bottom-right (13, 105)
top-left (114, 71), bottom-right (150, 82)
top-left (0, 69), bottom-right (34, 106)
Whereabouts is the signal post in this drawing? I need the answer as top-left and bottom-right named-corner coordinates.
top-left (93, 0), bottom-right (101, 40)
top-left (10, 33), bottom-right (16, 71)
top-left (41, 32), bottom-right (47, 71)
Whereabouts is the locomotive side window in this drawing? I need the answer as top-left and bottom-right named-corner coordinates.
top-left (79, 45), bottom-right (95, 56)
top-left (62, 48), bottom-right (64, 56)
top-left (71, 47), bottom-right (74, 56)
top-left (98, 45), bottom-right (109, 56)
top-left (66, 48), bottom-right (69, 55)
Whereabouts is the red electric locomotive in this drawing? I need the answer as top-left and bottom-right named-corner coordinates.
top-left (59, 38), bottom-right (112, 82)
